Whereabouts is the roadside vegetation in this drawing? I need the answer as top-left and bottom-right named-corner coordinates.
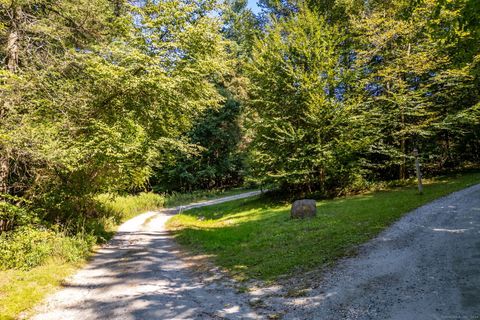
top-left (0, 262), bottom-right (79, 320)
top-left (167, 171), bottom-right (480, 281)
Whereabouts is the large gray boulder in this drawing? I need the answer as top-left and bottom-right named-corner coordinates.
top-left (291, 199), bottom-right (317, 219)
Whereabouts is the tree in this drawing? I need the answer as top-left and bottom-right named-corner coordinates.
top-left (246, 8), bottom-right (363, 194)
top-left (257, 0), bottom-right (365, 22)
top-left (258, 0), bottom-right (298, 18)
top-left (0, 0), bottom-right (118, 195)
top-left (425, 0), bottom-right (480, 167)
top-left (0, 0), bottom-right (229, 221)
top-left (154, 90), bottom-right (245, 192)
top-left (351, 0), bottom-right (480, 178)
top-left (222, 0), bottom-right (261, 59)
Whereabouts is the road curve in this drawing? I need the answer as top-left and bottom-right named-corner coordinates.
top-left (32, 191), bottom-right (263, 320)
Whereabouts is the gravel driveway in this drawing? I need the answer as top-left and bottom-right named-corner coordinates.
top-left (32, 185), bottom-right (480, 320)
top-left (32, 191), bottom-right (263, 320)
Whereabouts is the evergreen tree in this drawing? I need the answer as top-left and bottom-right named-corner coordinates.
top-left (352, 0), bottom-right (480, 178)
top-left (154, 91), bottom-right (244, 192)
top-left (246, 8), bottom-right (363, 194)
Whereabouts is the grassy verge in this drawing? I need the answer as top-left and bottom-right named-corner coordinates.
top-left (0, 261), bottom-right (80, 320)
top-left (166, 172), bottom-right (480, 281)
top-left (164, 187), bottom-right (256, 208)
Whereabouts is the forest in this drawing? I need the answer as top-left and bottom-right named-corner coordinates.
top-left (0, 0), bottom-right (479, 292)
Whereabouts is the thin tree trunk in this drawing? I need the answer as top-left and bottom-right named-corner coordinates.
top-left (1, 5), bottom-right (22, 194)
top-left (445, 131), bottom-right (451, 166)
top-left (0, 156), bottom-right (8, 194)
top-left (400, 133), bottom-right (406, 180)
top-left (6, 29), bottom-right (19, 72)
top-left (399, 102), bottom-right (406, 180)
top-left (399, 44), bottom-right (411, 181)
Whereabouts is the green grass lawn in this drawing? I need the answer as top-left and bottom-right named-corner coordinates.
top-left (167, 172), bottom-right (480, 281)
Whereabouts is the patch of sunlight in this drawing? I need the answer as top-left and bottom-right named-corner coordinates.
top-left (317, 194), bottom-right (375, 206)
top-left (218, 207), bottom-right (287, 223)
top-left (432, 228), bottom-right (470, 233)
top-left (220, 208), bottom-right (261, 220)
top-left (349, 195), bottom-right (375, 202)
top-left (223, 305), bottom-right (240, 314)
top-left (233, 264), bottom-right (248, 270)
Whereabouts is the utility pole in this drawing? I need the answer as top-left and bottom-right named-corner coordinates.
top-left (413, 148), bottom-right (423, 195)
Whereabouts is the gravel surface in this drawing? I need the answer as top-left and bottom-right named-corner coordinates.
top-left (32, 185), bottom-right (480, 320)
top-left (32, 191), bottom-right (263, 320)
top-left (257, 183), bottom-right (480, 319)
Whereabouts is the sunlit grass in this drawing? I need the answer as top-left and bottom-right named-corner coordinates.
top-left (167, 172), bottom-right (480, 280)
top-left (0, 260), bottom-right (81, 320)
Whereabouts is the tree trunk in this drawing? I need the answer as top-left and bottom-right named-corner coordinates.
top-left (6, 5), bottom-right (22, 72)
top-left (399, 44), bottom-right (411, 181)
top-left (400, 136), bottom-right (406, 180)
top-left (1, 5), bottom-right (22, 194)
top-left (6, 29), bottom-right (19, 72)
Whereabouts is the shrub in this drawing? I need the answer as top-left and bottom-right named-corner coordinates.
top-left (0, 192), bottom-right (163, 271)
top-left (0, 196), bottom-right (38, 232)
top-left (0, 226), bottom-right (95, 270)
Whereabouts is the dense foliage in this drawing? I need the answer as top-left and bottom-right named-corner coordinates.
top-left (247, 0), bottom-right (480, 194)
top-left (0, 0), bottom-right (229, 226)
top-left (154, 91), bottom-right (245, 192)
top-left (246, 9), bottom-right (364, 193)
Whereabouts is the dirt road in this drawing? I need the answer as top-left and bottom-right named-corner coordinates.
top-left (32, 191), bottom-right (263, 320)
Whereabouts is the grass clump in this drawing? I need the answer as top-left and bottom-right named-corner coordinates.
top-left (0, 226), bottom-right (94, 270)
top-left (167, 172), bottom-right (480, 280)
top-left (0, 261), bottom-right (79, 320)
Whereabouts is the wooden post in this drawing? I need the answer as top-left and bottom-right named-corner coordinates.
top-left (0, 156), bottom-right (8, 195)
top-left (413, 148), bottom-right (423, 195)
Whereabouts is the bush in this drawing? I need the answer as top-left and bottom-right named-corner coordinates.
top-left (0, 197), bottom-right (38, 232)
top-left (0, 226), bottom-right (95, 270)
top-left (0, 192), bottom-right (164, 271)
